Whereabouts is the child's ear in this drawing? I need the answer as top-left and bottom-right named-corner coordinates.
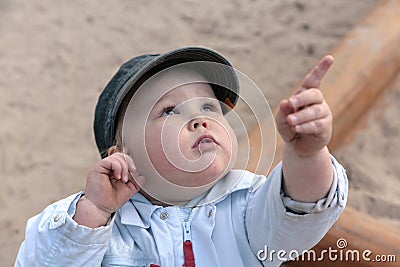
top-left (107, 145), bottom-right (119, 156)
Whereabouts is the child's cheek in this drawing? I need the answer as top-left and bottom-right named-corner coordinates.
top-left (226, 125), bottom-right (238, 168)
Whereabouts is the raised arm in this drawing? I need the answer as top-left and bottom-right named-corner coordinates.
top-left (15, 152), bottom-right (144, 266)
top-left (275, 55), bottom-right (334, 202)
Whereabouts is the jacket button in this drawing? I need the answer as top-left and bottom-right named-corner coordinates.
top-left (160, 212), bottom-right (168, 220)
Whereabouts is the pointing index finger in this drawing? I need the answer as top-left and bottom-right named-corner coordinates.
top-left (301, 55), bottom-right (334, 90)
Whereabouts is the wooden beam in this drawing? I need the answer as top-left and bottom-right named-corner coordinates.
top-left (243, 0), bottom-right (400, 266)
top-left (323, 0), bottom-right (400, 152)
top-left (289, 207), bottom-right (400, 267)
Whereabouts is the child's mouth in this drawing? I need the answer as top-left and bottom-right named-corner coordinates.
top-left (192, 135), bottom-right (218, 149)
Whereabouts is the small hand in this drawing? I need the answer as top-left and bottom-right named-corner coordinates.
top-left (275, 55), bottom-right (334, 157)
top-left (84, 152), bottom-right (144, 217)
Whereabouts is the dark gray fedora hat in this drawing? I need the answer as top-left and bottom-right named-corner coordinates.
top-left (94, 47), bottom-right (239, 158)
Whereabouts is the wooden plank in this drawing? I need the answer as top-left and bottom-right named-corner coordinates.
top-left (323, 0), bottom-right (400, 152)
top-left (243, 0), bottom-right (400, 266)
top-left (289, 206), bottom-right (400, 267)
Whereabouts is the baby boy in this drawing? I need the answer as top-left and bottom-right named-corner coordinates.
top-left (15, 47), bottom-right (347, 267)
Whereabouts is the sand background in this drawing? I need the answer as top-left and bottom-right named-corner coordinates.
top-left (2, 0), bottom-right (399, 266)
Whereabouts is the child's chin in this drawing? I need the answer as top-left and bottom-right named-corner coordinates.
top-left (195, 164), bottom-right (231, 186)
top-left (170, 165), bottom-right (231, 188)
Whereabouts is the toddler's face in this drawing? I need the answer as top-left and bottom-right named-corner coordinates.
top-left (123, 68), bottom-right (238, 190)
top-left (145, 81), bottom-right (238, 187)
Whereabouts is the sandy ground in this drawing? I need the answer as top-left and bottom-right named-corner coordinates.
top-left (335, 72), bottom-right (400, 228)
top-left (3, 0), bottom-right (399, 266)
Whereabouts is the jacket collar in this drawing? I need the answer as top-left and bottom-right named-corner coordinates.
top-left (118, 170), bottom-right (262, 228)
top-left (198, 169), bottom-right (261, 205)
top-left (120, 193), bottom-right (160, 228)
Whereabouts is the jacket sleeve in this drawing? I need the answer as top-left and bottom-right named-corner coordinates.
top-left (14, 192), bottom-right (113, 267)
top-left (245, 155), bottom-right (348, 266)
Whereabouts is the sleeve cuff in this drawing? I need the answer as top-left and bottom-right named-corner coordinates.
top-left (281, 155), bottom-right (347, 214)
top-left (47, 192), bottom-right (114, 245)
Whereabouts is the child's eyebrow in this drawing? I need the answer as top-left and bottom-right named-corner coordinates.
top-left (155, 93), bottom-right (176, 106)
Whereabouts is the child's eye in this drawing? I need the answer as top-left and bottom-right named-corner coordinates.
top-left (161, 106), bottom-right (177, 117)
top-left (201, 102), bottom-right (219, 113)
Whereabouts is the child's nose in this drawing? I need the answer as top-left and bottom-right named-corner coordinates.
top-left (189, 117), bottom-right (208, 131)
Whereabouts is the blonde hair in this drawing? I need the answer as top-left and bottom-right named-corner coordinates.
top-left (110, 89), bottom-right (136, 155)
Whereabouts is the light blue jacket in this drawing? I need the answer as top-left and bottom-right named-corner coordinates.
top-left (15, 158), bottom-right (347, 267)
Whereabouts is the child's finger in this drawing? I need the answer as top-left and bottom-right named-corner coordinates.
top-left (275, 99), bottom-right (298, 142)
top-left (300, 55), bottom-right (334, 90)
top-left (112, 157), bottom-right (125, 182)
top-left (128, 170), bottom-right (141, 184)
top-left (127, 165), bottom-right (141, 185)
top-left (276, 99), bottom-right (295, 125)
top-left (287, 103), bottom-right (330, 126)
top-left (126, 175), bottom-right (145, 192)
top-left (289, 88), bottom-right (324, 110)
top-left (112, 152), bottom-right (141, 184)
top-left (119, 153), bottom-right (140, 183)
top-left (114, 175), bottom-right (145, 202)
top-left (293, 117), bottom-right (332, 135)
top-left (98, 156), bottom-right (123, 181)
top-left (113, 153), bottom-right (130, 183)
top-left (123, 154), bottom-right (137, 174)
